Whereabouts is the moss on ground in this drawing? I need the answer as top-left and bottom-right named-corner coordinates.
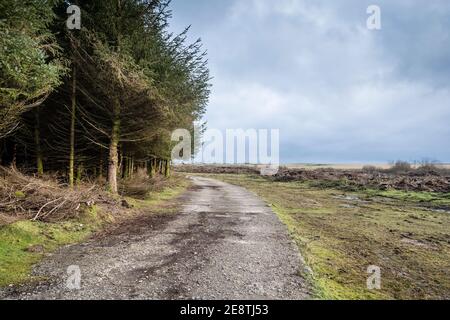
top-left (0, 209), bottom-right (97, 286)
top-left (202, 174), bottom-right (450, 300)
top-left (0, 174), bottom-right (190, 287)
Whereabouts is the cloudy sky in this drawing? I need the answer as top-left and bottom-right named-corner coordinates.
top-left (169, 0), bottom-right (450, 164)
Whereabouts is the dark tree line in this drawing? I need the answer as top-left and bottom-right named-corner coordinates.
top-left (0, 0), bottom-right (210, 193)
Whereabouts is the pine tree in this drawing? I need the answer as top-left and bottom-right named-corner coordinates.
top-left (0, 0), bottom-right (64, 138)
top-left (0, 0), bottom-right (210, 194)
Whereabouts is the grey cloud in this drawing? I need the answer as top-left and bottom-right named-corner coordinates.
top-left (170, 0), bottom-right (450, 163)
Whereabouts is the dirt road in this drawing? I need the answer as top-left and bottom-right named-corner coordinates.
top-left (1, 177), bottom-right (311, 300)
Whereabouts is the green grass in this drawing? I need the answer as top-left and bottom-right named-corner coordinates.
top-left (201, 174), bottom-right (450, 300)
top-left (0, 174), bottom-right (191, 287)
top-left (364, 189), bottom-right (450, 207)
top-left (0, 208), bottom-right (99, 286)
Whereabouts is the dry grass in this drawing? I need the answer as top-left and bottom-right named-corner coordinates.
top-left (119, 168), bottom-right (187, 199)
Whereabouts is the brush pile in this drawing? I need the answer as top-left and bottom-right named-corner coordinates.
top-left (0, 167), bottom-right (117, 223)
top-left (272, 168), bottom-right (450, 192)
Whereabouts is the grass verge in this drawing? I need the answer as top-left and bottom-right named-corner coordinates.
top-left (201, 174), bottom-right (450, 300)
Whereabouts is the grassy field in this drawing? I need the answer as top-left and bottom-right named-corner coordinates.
top-left (200, 173), bottom-right (450, 300)
top-left (0, 174), bottom-right (190, 287)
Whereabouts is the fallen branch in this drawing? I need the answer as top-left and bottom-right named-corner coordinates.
top-left (32, 198), bottom-right (62, 221)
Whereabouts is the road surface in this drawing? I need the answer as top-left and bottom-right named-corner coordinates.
top-left (1, 176), bottom-right (311, 300)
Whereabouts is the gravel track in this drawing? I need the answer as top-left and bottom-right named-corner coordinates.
top-left (1, 176), bottom-right (311, 300)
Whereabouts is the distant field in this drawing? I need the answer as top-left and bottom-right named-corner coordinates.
top-left (285, 163), bottom-right (450, 170)
top-left (176, 163), bottom-right (450, 171)
top-left (176, 163), bottom-right (450, 193)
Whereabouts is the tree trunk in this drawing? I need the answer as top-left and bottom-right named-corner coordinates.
top-left (76, 162), bottom-right (83, 184)
top-left (12, 143), bottom-right (17, 168)
top-left (34, 107), bottom-right (43, 175)
top-left (148, 159), bottom-right (154, 178)
top-left (164, 159), bottom-right (170, 178)
top-left (69, 65), bottom-right (77, 187)
top-left (123, 156), bottom-right (129, 179)
top-left (99, 148), bottom-right (104, 179)
top-left (120, 153), bottom-right (125, 179)
top-left (108, 98), bottom-right (120, 194)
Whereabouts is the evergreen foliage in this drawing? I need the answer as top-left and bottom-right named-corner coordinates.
top-left (0, 0), bottom-right (210, 193)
